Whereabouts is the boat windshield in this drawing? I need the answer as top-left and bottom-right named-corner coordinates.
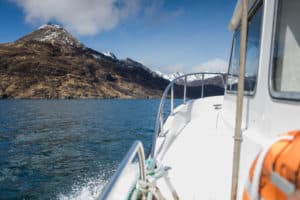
top-left (227, 3), bottom-right (263, 94)
top-left (271, 0), bottom-right (300, 99)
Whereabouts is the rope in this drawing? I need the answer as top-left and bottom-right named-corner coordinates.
top-left (128, 159), bottom-right (179, 200)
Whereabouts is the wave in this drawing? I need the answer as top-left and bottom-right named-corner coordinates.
top-left (58, 176), bottom-right (108, 200)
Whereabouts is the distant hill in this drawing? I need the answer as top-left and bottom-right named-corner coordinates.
top-left (0, 24), bottom-right (225, 99)
top-left (0, 24), bottom-right (170, 99)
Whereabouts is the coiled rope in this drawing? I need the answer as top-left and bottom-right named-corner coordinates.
top-left (128, 159), bottom-right (179, 200)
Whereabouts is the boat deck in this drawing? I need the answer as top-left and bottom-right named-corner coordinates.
top-left (155, 96), bottom-right (234, 199)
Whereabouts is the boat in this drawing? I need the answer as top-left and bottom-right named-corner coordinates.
top-left (99, 0), bottom-right (300, 199)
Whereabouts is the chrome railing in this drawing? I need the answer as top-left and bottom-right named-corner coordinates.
top-left (98, 141), bottom-right (146, 200)
top-left (99, 72), bottom-right (226, 200)
top-left (150, 72), bottom-right (227, 158)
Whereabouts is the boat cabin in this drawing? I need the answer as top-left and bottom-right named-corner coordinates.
top-left (99, 0), bottom-right (300, 199)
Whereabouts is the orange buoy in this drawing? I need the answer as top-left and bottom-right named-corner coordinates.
top-left (243, 131), bottom-right (300, 200)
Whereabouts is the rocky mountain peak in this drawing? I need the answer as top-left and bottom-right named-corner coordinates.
top-left (103, 51), bottom-right (117, 60)
top-left (123, 57), bottom-right (142, 66)
top-left (0, 23), bottom-right (225, 99)
top-left (38, 23), bottom-right (62, 30)
top-left (16, 23), bottom-right (84, 48)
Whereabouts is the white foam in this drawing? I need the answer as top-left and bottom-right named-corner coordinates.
top-left (58, 176), bottom-right (108, 200)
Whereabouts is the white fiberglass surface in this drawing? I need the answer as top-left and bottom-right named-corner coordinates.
top-left (155, 96), bottom-right (235, 199)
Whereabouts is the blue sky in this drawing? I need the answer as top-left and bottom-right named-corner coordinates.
top-left (0, 0), bottom-right (236, 74)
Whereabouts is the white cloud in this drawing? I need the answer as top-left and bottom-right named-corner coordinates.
top-left (144, 0), bottom-right (184, 25)
top-left (12, 0), bottom-right (139, 35)
top-left (192, 58), bottom-right (228, 73)
top-left (158, 64), bottom-right (186, 74)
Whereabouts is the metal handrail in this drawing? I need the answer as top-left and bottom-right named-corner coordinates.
top-left (99, 72), bottom-right (227, 199)
top-left (98, 141), bottom-right (146, 200)
top-left (150, 72), bottom-right (227, 158)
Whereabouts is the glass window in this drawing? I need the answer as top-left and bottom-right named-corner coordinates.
top-left (227, 31), bottom-right (240, 91)
top-left (227, 4), bottom-right (263, 94)
top-left (271, 0), bottom-right (300, 99)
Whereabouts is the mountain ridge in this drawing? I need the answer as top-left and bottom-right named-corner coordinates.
top-left (0, 24), bottom-right (170, 99)
top-left (0, 24), bottom-right (225, 99)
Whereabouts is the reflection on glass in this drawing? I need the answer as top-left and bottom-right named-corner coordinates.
top-left (273, 0), bottom-right (300, 94)
top-left (227, 5), bottom-right (263, 93)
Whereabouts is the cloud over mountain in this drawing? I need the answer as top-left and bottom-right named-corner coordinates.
top-left (192, 58), bottom-right (228, 73)
top-left (12, 0), bottom-right (139, 35)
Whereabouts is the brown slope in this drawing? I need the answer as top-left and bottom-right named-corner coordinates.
top-left (0, 25), bottom-right (170, 99)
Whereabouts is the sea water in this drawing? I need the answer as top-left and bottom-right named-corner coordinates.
top-left (0, 99), bottom-right (180, 200)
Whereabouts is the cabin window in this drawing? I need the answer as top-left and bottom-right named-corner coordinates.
top-left (270, 0), bottom-right (300, 100)
top-left (227, 4), bottom-right (263, 94)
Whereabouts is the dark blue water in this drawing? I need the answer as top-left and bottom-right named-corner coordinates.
top-left (0, 99), bottom-right (181, 200)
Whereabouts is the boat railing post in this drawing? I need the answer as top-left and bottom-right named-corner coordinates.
top-left (99, 141), bottom-right (146, 199)
top-left (137, 143), bottom-right (146, 182)
top-left (183, 76), bottom-right (187, 104)
top-left (222, 74), bottom-right (226, 89)
top-left (159, 112), bottom-right (164, 135)
top-left (201, 73), bottom-right (205, 98)
top-left (171, 84), bottom-right (174, 114)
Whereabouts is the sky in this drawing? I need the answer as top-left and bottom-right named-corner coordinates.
top-left (0, 0), bottom-right (237, 74)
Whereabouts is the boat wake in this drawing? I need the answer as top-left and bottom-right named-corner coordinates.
top-left (58, 176), bottom-right (108, 200)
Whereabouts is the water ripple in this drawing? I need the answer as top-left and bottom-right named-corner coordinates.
top-left (0, 99), bottom-right (173, 199)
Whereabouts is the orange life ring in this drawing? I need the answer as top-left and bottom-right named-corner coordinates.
top-left (243, 130), bottom-right (300, 200)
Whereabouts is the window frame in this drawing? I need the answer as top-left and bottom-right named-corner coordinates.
top-left (268, 0), bottom-right (300, 101)
top-left (226, 0), bottom-right (264, 96)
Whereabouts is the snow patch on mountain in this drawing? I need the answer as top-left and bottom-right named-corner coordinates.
top-left (91, 54), bottom-right (102, 60)
top-left (102, 52), bottom-right (117, 60)
top-left (38, 24), bottom-right (62, 30)
top-left (155, 71), bottom-right (222, 83)
top-left (29, 23), bottom-right (84, 48)
top-left (155, 71), bottom-right (198, 82)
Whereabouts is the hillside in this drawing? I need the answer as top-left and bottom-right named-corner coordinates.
top-left (0, 24), bottom-right (225, 99)
top-left (0, 24), bottom-right (169, 99)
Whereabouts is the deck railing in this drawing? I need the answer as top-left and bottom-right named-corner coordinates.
top-left (98, 141), bottom-right (146, 200)
top-left (150, 72), bottom-right (227, 158)
top-left (99, 72), bottom-right (227, 200)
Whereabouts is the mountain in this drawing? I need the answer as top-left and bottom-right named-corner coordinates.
top-left (0, 24), bottom-right (170, 99)
top-left (156, 71), bottom-right (225, 87)
top-left (121, 58), bottom-right (161, 78)
top-left (18, 24), bottom-right (84, 48)
top-left (157, 71), bottom-right (200, 82)
top-left (102, 51), bottom-right (117, 60)
top-left (154, 71), bottom-right (225, 98)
